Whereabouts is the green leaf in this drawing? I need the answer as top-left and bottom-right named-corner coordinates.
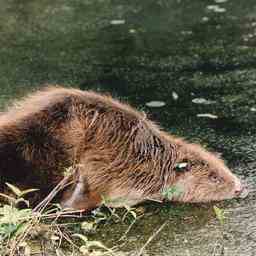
top-left (0, 193), bottom-right (16, 203)
top-left (0, 205), bottom-right (32, 225)
top-left (5, 183), bottom-right (22, 197)
top-left (81, 221), bottom-right (94, 231)
top-left (213, 206), bottom-right (225, 225)
top-left (19, 188), bottom-right (39, 197)
top-left (162, 185), bottom-right (183, 200)
top-left (0, 223), bottom-right (17, 241)
top-left (73, 233), bottom-right (88, 243)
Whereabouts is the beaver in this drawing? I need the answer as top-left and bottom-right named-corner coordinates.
top-left (0, 86), bottom-right (244, 211)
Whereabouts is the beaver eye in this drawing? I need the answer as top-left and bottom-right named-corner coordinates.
top-left (174, 161), bottom-right (190, 172)
top-left (209, 173), bottom-right (222, 184)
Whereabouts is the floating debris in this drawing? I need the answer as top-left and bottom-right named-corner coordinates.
top-left (192, 98), bottom-right (216, 104)
top-left (146, 101), bottom-right (166, 108)
top-left (202, 17), bottom-right (209, 22)
top-left (207, 5), bottom-right (219, 10)
top-left (250, 107), bottom-right (256, 112)
top-left (197, 113), bottom-right (218, 119)
top-left (129, 29), bottom-right (136, 33)
top-left (207, 5), bottom-right (226, 13)
top-left (215, 7), bottom-right (226, 12)
top-left (181, 30), bottom-right (193, 36)
top-left (214, 0), bottom-right (228, 3)
top-left (238, 45), bottom-right (249, 50)
top-left (172, 91), bottom-right (179, 101)
top-left (110, 19), bottom-right (125, 25)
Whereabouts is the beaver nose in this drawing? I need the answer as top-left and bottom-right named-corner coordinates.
top-left (235, 186), bottom-right (243, 196)
top-left (234, 178), bottom-right (243, 196)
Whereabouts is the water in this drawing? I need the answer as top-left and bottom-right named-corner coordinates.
top-left (0, 0), bottom-right (256, 255)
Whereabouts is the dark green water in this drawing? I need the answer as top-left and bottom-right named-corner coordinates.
top-left (1, 0), bottom-right (256, 255)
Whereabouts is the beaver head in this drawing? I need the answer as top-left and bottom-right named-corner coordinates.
top-left (164, 141), bottom-right (245, 203)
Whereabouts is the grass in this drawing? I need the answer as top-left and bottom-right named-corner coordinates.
top-left (0, 173), bottom-right (229, 256)
top-left (0, 176), bottom-right (142, 256)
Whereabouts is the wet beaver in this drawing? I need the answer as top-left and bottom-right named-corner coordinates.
top-left (0, 86), bottom-right (244, 211)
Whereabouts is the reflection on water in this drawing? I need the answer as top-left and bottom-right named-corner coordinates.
top-left (0, 0), bottom-right (256, 255)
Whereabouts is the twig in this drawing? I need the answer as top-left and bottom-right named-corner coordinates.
top-left (33, 175), bottom-right (72, 213)
top-left (137, 221), bottom-right (168, 256)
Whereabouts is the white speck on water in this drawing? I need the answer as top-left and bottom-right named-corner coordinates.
top-left (207, 5), bottom-right (226, 12)
top-left (207, 5), bottom-right (219, 10)
top-left (214, 0), bottom-right (228, 3)
top-left (146, 101), bottom-right (166, 107)
top-left (250, 107), bottom-right (256, 112)
top-left (238, 45), bottom-right (249, 50)
top-left (181, 30), bottom-right (193, 35)
top-left (202, 17), bottom-right (209, 22)
top-left (129, 29), bottom-right (136, 33)
top-left (215, 7), bottom-right (226, 12)
top-left (197, 113), bottom-right (218, 119)
top-left (110, 19), bottom-right (125, 25)
top-left (172, 91), bottom-right (179, 100)
top-left (192, 98), bottom-right (216, 104)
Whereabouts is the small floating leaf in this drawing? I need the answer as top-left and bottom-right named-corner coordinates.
top-left (215, 7), bottom-right (226, 12)
top-left (197, 113), bottom-right (218, 119)
top-left (207, 5), bottom-right (226, 12)
top-left (110, 19), bottom-right (125, 25)
top-left (207, 5), bottom-right (219, 10)
top-left (129, 29), bottom-right (136, 33)
top-left (146, 101), bottom-right (166, 107)
top-left (202, 17), bottom-right (209, 22)
top-left (172, 91), bottom-right (179, 100)
top-left (192, 98), bottom-right (216, 104)
top-left (181, 30), bottom-right (193, 36)
top-left (214, 0), bottom-right (228, 3)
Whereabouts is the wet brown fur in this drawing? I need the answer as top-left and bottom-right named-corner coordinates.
top-left (0, 86), bottom-right (242, 211)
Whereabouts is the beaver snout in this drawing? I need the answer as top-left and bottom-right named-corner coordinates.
top-left (233, 178), bottom-right (243, 196)
top-left (235, 186), bottom-right (243, 196)
top-left (233, 179), bottom-right (248, 199)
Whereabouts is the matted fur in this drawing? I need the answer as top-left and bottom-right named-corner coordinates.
top-left (0, 86), bottom-right (243, 210)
